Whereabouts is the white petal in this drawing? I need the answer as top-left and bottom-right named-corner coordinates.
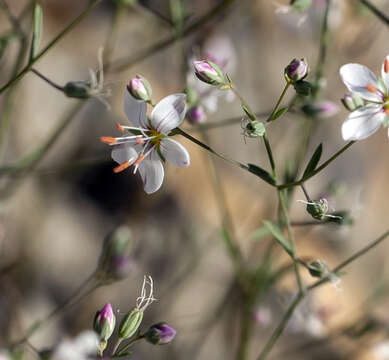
top-left (341, 105), bottom-right (385, 141)
top-left (151, 94), bottom-right (187, 134)
top-left (381, 55), bottom-right (389, 91)
top-left (124, 89), bottom-right (147, 128)
top-left (111, 144), bottom-right (138, 164)
top-left (339, 63), bottom-right (383, 102)
top-left (138, 152), bottom-right (164, 194)
top-left (160, 138), bottom-right (190, 167)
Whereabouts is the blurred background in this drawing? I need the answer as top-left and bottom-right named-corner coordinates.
top-left (1, 0), bottom-right (389, 359)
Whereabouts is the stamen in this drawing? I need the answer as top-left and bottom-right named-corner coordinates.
top-left (136, 136), bottom-right (145, 145)
top-left (133, 154), bottom-right (145, 166)
top-left (366, 84), bottom-right (377, 93)
top-left (385, 58), bottom-right (389, 73)
top-left (117, 123), bottom-right (125, 132)
top-left (113, 161), bottom-right (131, 173)
top-left (100, 136), bottom-right (117, 144)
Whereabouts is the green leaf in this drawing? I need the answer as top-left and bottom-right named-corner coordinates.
top-left (271, 107), bottom-right (288, 121)
top-left (242, 104), bottom-right (256, 121)
top-left (249, 226), bottom-right (271, 241)
top-left (29, 3), bottom-right (43, 62)
top-left (263, 221), bottom-right (292, 255)
top-left (302, 143), bottom-right (322, 178)
top-left (247, 164), bottom-right (276, 186)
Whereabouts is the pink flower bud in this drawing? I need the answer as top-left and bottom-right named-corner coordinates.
top-left (93, 303), bottom-right (116, 342)
top-left (193, 60), bottom-right (225, 86)
top-left (285, 58), bottom-right (308, 82)
top-left (128, 75), bottom-right (152, 101)
top-left (145, 323), bottom-right (176, 345)
top-left (187, 105), bottom-right (206, 124)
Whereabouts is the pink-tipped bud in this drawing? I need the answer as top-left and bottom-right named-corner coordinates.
top-left (193, 60), bottom-right (225, 86)
top-left (302, 101), bottom-right (339, 118)
top-left (285, 58), bottom-right (308, 83)
top-left (93, 303), bottom-right (116, 342)
top-left (187, 105), bottom-right (207, 124)
top-left (145, 323), bottom-right (176, 345)
top-left (127, 75), bottom-right (152, 101)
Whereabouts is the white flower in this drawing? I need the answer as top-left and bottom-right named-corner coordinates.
top-left (101, 89), bottom-right (190, 194)
top-left (51, 331), bottom-right (99, 360)
top-left (339, 56), bottom-right (389, 140)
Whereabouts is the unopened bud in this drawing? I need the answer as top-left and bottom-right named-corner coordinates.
top-left (193, 60), bottom-right (225, 86)
top-left (187, 106), bottom-right (206, 124)
top-left (285, 58), bottom-right (308, 83)
top-left (145, 323), bottom-right (176, 345)
top-left (302, 101), bottom-right (339, 118)
top-left (93, 303), bottom-right (116, 342)
top-left (118, 308), bottom-right (143, 340)
top-left (308, 260), bottom-right (328, 278)
top-left (306, 199), bottom-right (328, 221)
top-left (97, 226), bottom-right (133, 281)
top-left (64, 81), bottom-right (90, 99)
top-left (326, 211), bottom-right (353, 226)
top-left (341, 93), bottom-right (364, 112)
top-left (128, 75), bottom-right (152, 102)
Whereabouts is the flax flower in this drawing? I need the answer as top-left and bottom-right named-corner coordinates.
top-left (340, 56), bottom-right (389, 140)
top-left (101, 88), bottom-right (190, 194)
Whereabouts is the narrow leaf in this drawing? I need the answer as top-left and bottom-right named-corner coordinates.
top-left (242, 104), bottom-right (256, 121)
top-left (263, 220), bottom-right (292, 255)
top-left (302, 143), bottom-right (323, 178)
top-left (271, 106), bottom-right (288, 121)
top-left (247, 164), bottom-right (276, 186)
top-left (29, 3), bottom-right (43, 62)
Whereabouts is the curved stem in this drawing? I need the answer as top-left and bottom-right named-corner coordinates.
top-left (30, 68), bottom-right (65, 91)
top-left (0, 0), bottom-right (102, 94)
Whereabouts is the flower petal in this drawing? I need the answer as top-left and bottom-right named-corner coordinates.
top-left (341, 105), bottom-right (385, 141)
top-left (124, 89), bottom-right (147, 128)
top-left (138, 152), bottom-right (164, 194)
top-left (160, 138), bottom-right (190, 167)
top-left (151, 94), bottom-right (187, 134)
top-left (340, 63), bottom-right (383, 102)
top-left (111, 144), bottom-right (138, 164)
top-left (381, 55), bottom-right (389, 91)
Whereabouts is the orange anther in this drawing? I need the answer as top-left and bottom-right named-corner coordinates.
top-left (100, 136), bottom-right (117, 144)
top-left (113, 161), bottom-right (131, 173)
top-left (385, 58), bottom-right (389, 73)
top-left (385, 108), bottom-right (389, 115)
top-left (133, 154), bottom-right (145, 166)
top-left (366, 84), bottom-right (377, 93)
top-left (135, 136), bottom-right (145, 145)
top-left (116, 123), bottom-right (125, 132)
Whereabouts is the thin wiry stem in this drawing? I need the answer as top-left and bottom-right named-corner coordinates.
top-left (30, 68), bottom-right (65, 92)
top-left (359, 0), bottom-right (389, 26)
top-left (107, 0), bottom-right (237, 72)
top-left (256, 229), bottom-right (389, 360)
top-left (0, 0), bottom-right (103, 94)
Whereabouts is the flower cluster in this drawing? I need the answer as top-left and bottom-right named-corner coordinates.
top-left (101, 78), bottom-right (190, 194)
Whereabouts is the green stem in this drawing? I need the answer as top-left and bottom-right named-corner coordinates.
top-left (0, 0), bottom-right (102, 94)
top-left (359, 0), bottom-right (389, 26)
top-left (176, 127), bottom-right (251, 172)
top-left (278, 141), bottom-right (355, 189)
top-left (116, 335), bottom-right (144, 356)
top-left (107, 0), bottom-right (237, 72)
top-left (266, 82), bottom-right (291, 123)
top-left (263, 133), bottom-right (276, 176)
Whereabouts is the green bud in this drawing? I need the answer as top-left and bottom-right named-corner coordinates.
top-left (293, 80), bottom-right (312, 96)
top-left (118, 308), bottom-right (144, 339)
top-left (63, 81), bottom-right (90, 99)
top-left (308, 260), bottom-right (328, 278)
top-left (306, 199), bottom-right (328, 221)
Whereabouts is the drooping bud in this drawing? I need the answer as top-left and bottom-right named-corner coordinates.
top-left (341, 93), bottom-right (364, 112)
top-left (187, 106), bottom-right (206, 124)
top-left (93, 303), bottom-right (116, 342)
top-left (193, 60), bottom-right (225, 86)
top-left (302, 101), bottom-right (339, 118)
top-left (306, 198), bottom-right (328, 221)
top-left (128, 75), bottom-right (152, 102)
top-left (97, 226), bottom-right (133, 282)
top-left (118, 308), bottom-right (144, 340)
top-left (63, 81), bottom-right (90, 99)
top-left (145, 323), bottom-right (176, 345)
top-left (285, 58), bottom-right (308, 83)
